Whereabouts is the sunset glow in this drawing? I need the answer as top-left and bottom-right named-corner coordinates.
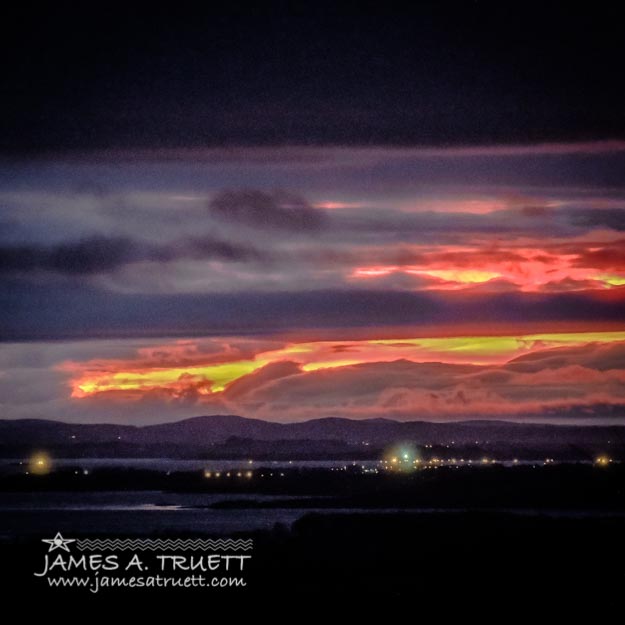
top-left (350, 243), bottom-right (625, 292)
top-left (4, 144), bottom-right (625, 423)
top-left (62, 331), bottom-right (625, 408)
top-left (71, 359), bottom-right (266, 398)
top-left (413, 269), bottom-right (501, 284)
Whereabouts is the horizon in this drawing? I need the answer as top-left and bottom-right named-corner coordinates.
top-left (4, 412), bottom-right (625, 429)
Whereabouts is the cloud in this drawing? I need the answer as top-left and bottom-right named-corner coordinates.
top-left (505, 341), bottom-right (625, 373)
top-left (3, 336), bottom-right (625, 423)
top-left (568, 208), bottom-right (625, 231)
top-left (218, 343), bottom-right (625, 420)
top-left (224, 361), bottom-right (302, 400)
top-left (3, 280), bottom-right (625, 341)
top-left (0, 234), bottom-right (262, 276)
top-left (208, 190), bottom-right (327, 231)
top-left (0, 236), bottom-right (138, 275)
top-left (570, 241), bottom-right (625, 270)
top-left (35, 142), bottom-right (625, 164)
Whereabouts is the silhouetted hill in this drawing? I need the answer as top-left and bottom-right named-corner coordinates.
top-left (1, 414), bottom-right (624, 460)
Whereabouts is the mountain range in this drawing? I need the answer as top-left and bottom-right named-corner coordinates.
top-left (0, 415), bottom-right (623, 460)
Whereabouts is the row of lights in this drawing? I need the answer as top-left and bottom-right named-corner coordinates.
top-left (204, 470), bottom-right (289, 478)
top-left (204, 470), bottom-right (253, 479)
top-left (383, 456), bottom-right (500, 467)
top-left (20, 452), bottom-right (616, 477)
top-left (384, 456), bottom-right (615, 467)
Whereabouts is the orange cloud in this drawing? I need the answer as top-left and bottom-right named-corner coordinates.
top-left (59, 332), bottom-right (625, 421)
top-left (349, 242), bottom-right (625, 292)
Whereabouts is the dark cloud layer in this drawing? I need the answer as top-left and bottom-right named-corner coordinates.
top-left (2, 281), bottom-right (625, 342)
top-left (568, 209), bottom-right (625, 231)
top-left (0, 234), bottom-right (261, 276)
top-left (209, 190), bottom-right (326, 231)
top-left (4, 200), bottom-right (624, 280)
top-left (0, 236), bottom-right (138, 274)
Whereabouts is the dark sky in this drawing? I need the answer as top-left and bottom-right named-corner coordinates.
top-left (2, 2), bottom-right (624, 153)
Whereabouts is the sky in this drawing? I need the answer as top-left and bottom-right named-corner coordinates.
top-left (1, 4), bottom-right (625, 424)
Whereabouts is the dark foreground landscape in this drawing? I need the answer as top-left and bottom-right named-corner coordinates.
top-left (2, 510), bottom-right (623, 613)
top-left (1, 415), bottom-right (624, 612)
top-left (1, 416), bottom-right (623, 610)
top-left (1, 457), bottom-right (623, 611)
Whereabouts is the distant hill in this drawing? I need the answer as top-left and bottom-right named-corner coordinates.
top-left (0, 415), bottom-right (623, 459)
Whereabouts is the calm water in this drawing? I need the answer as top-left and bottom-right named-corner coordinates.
top-left (0, 457), bottom-right (610, 540)
top-left (0, 490), bottom-right (316, 539)
top-left (1, 490), bottom-right (622, 541)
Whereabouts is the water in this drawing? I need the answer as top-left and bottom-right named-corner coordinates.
top-left (0, 491), bottom-right (315, 539)
top-left (0, 457), bottom-right (612, 540)
top-left (1, 490), bottom-right (622, 541)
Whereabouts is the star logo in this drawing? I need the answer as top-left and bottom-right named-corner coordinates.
top-left (42, 532), bottom-right (75, 552)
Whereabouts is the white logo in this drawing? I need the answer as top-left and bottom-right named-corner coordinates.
top-left (41, 532), bottom-right (76, 552)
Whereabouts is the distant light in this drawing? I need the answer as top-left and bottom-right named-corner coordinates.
top-left (204, 470), bottom-right (212, 478)
top-left (246, 471), bottom-right (253, 478)
top-left (236, 472), bottom-right (242, 477)
top-left (403, 453), bottom-right (409, 460)
top-left (595, 456), bottom-right (611, 466)
top-left (29, 453), bottom-right (51, 475)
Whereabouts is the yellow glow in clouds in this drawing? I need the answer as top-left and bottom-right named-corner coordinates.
top-left (66, 330), bottom-right (625, 400)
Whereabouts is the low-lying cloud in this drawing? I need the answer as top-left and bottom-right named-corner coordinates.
top-left (208, 189), bottom-right (327, 231)
top-left (0, 234), bottom-right (262, 276)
